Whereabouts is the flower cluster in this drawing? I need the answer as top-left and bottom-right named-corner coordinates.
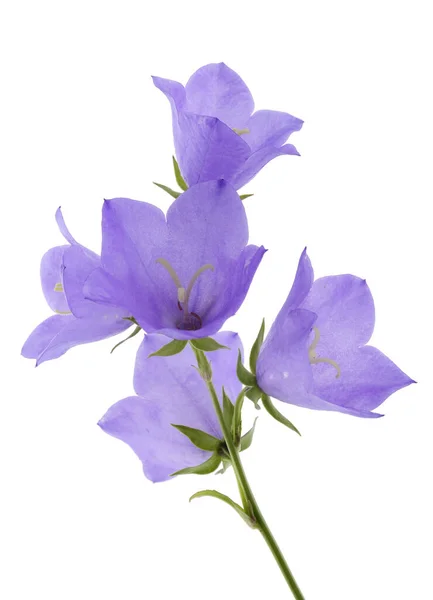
top-left (23, 63), bottom-right (413, 483)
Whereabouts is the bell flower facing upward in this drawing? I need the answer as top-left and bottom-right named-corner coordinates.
top-left (84, 180), bottom-right (266, 341)
top-left (153, 62), bottom-right (303, 190)
top-left (98, 332), bottom-right (242, 482)
top-left (255, 249), bottom-right (414, 418)
top-left (21, 209), bottom-right (131, 365)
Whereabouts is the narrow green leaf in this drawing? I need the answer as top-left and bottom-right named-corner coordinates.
top-left (172, 424), bottom-right (222, 451)
top-left (262, 394), bottom-right (301, 436)
top-left (240, 417), bottom-right (258, 451)
top-left (249, 318), bottom-right (265, 374)
top-left (153, 182), bottom-right (181, 199)
top-left (110, 325), bottom-right (142, 354)
top-left (190, 337), bottom-right (229, 352)
top-left (236, 350), bottom-right (257, 386)
top-left (148, 339), bottom-right (187, 357)
top-left (222, 387), bottom-right (234, 429)
top-left (171, 453), bottom-right (221, 476)
top-left (232, 387), bottom-right (250, 444)
top-left (172, 156), bottom-right (188, 191)
top-left (239, 193), bottom-right (254, 201)
top-left (189, 490), bottom-right (257, 528)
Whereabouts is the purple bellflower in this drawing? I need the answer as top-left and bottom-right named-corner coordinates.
top-left (21, 209), bottom-right (131, 365)
top-left (99, 331), bottom-right (242, 482)
top-left (255, 249), bottom-right (414, 418)
top-left (153, 62), bottom-right (303, 190)
top-left (84, 180), bottom-right (266, 340)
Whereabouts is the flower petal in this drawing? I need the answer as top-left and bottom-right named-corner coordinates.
top-left (40, 246), bottom-right (70, 314)
top-left (98, 396), bottom-right (212, 483)
top-left (153, 74), bottom-right (249, 186)
top-left (62, 244), bottom-right (101, 318)
top-left (230, 143), bottom-right (300, 190)
top-left (257, 308), bottom-right (317, 404)
top-left (312, 345), bottom-right (414, 414)
top-left (22, 313), bottom-right (131, 366)
top-left (175, 112), bottom-right (250, 186)
top-left (244, 110), bottom-right (303, 152)
top-left (184, 63), bottom-right (254, 129)
top-left (301, 275), bottom-right (375, 353)
top-left (55, 207), bottom-right (79, 245)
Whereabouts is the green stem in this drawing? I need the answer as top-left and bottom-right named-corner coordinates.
top-left (195, 349), bottom-right (305, 599)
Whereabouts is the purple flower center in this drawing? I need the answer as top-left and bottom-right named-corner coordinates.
top-left (156, 258), bottom-right (214, 332)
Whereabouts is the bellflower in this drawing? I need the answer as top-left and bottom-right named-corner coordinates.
top-left (153, 62), bottom-right (303, 190)
top-left (256, 249), bottom-right (414, 418)
top-left (99, 331), bottom-right (242, 482)
top-left (21, 209), bottom-right (131, 365)
top-left (84, 180), bottom-right (266, 340)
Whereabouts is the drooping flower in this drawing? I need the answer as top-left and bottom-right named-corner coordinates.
top-left (153, 62), bottom-right (303, 190)
top-left (255, 249), bottom-right (414, 418)
top-left (98, 332), bottom-right (242, 482)
top-left (84, 180), bottom-right (266, 340)
top-left (21, 209), bottom-right (131, 365)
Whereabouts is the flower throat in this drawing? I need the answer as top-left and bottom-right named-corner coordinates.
top-left (156, 258), bottom-right (214, 331)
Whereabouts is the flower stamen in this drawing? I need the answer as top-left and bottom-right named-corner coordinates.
top-left (156, 258), bottom-right (214, 330)
top-left (54, 282), bottom-right (64, 292)
top-left (233, 128), bottom-right (250, 136)
top-left (308, 326), bottom-right (341, 378)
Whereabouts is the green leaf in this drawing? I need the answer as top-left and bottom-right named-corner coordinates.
top-left (249, 318), bottom-right (265, 374)
top-left (148, 339), bottom-right (188, 357)
top-left (236, 350), bottom-right (257, 386)
top-left (262, 394), bottom-right (301, 436)
top-left (153, 182), bottom-right (181, 199)
top-left (172, 156), bottom-right (188, 191)
top-left (171, 453), bottom-right (221, 476)
top-left (222, 388), bottom-right (234, 429)
top-left (190, 337), bottom-right (229, 352)
top-left (189, 490), bottom-right (257, 528)
top-left (239, 193), bottom-right (254, 201)
top-left (232, 387), bottom-right (250, 444)
top-left (172, 424), bottom-right (222, 451)
top-left (110, 325), bottom-right (142, 354)
top-left (240, 417), bottom-right (258, 451)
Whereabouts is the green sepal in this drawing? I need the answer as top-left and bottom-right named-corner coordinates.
top-left (216, 459), bottom-right (232, 475)
top-left (246, 386), bottom-right (262, 409)
top-left (262, 394), bottom-right (301, 436)
top-left (153, 182), bottom-right (181, 199)
top-left (232, 387), bottom-right (250, 444)
top-left (191, 347), bottom-right (213, 381)
top-left (148, 339), bottom-right (188, 357)
top-left (189, 489), bottom-right (257, 528)
top-left (222, 388), bottom-right (234, 429)
top-left (171, 452), bottom-right (221, 476)
top-left (172, 156), bottom-right (188, 191)
top-left (240, 417), bottom-right (258, 451)
top-left (249, 318), bottom-right (265, 374)
top-left (110, 325), bottom-right (142, 354)
top-left (239, 193), bottom-right (254, 201)
top-left (236, 350), bottom-right (257, 386)
top-left (190, 337), bottom-right (229, 352)
top-left (172, 424), bottom-right (222, 452)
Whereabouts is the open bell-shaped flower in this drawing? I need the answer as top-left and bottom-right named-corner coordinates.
top-left (153, 62), bottom-right (303, 190)
top-left (84, 180), bottom-right (266, 340)
top-left (21, 209), bottom-right (131, 365)
top-left (255, 249), bottom-right (414, 418)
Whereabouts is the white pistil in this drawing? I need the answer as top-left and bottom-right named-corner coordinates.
top-left (54, 310), bottom-right (72, 315)
top-left (156, 258), bottom-right (214, 316)
top-left (308, 326), bottom-right (341, 378)
top-left (233, 128), bottom-right (250, 135)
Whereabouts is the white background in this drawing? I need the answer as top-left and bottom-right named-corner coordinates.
top-left (1, 1), bottom-right (431, 598)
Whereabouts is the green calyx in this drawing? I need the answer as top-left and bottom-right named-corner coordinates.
top-left (153, 156), bottom-right (188, 199)
top-left (148, 339), bottom-right (188, 357)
